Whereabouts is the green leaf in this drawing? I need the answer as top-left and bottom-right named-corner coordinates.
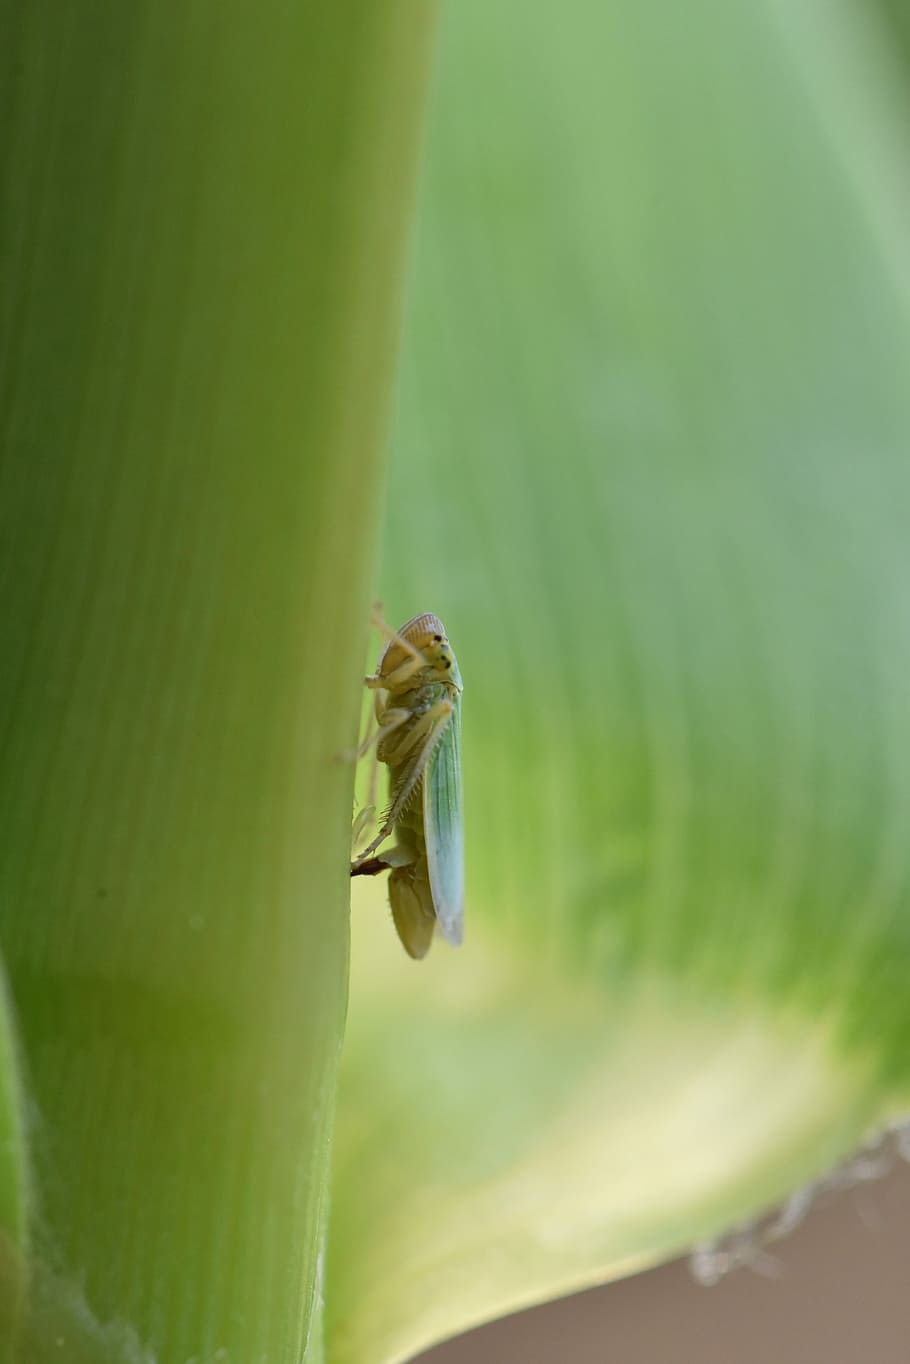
top-left (0, 2), bottom-right (437, 1360)
top-left (328, 1), bottom-right (910, 1360)
top-left (0, 968), bottom-right (27, 1362)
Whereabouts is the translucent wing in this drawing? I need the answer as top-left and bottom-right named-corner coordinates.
top-left (423, 694), bottom-right (464, 945)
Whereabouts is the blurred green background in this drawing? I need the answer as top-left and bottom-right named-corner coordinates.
top-left (336, 1), bottom-right (910, 1360)
top-left (3, 1), bottom-right (910, 1362)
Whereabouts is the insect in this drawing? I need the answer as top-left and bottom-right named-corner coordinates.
top-left (350, 611), bottom-right (463, 959)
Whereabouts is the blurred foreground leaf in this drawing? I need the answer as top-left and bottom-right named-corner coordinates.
top-left (0, 2), bottom-right (437, 1359)
top-left (330, 2), bottom-right (910, 1360)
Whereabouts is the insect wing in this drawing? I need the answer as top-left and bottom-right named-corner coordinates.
top-left (388, 864), bottom-right (436, 960)
top-left (423, 695), bottom-right (464, 945)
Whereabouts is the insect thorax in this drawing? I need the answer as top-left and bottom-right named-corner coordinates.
top-left (378, 678), bottom-right (453, 740)
top-left (377, 676), bottom-right (456, 833)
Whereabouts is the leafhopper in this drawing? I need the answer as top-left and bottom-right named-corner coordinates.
top-left (350, 612), bottom-right (464, 959)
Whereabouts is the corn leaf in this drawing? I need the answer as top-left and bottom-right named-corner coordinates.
top-left (0, 3), bottom-right (437, 1360)
top-left (331, 2), bottom-right (910, 1360)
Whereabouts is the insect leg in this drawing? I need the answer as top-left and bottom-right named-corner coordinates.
top-left (350, 843), bottom-right (417, 878)
top-left (342, 703), bottom-right (412, 763)
top-left (382, 698), bottom-right (453, 768)
top-left (347, 608), bottom-right (429, 762)
top-left (353, 700), bottom-right (453, 863)
top-left (348, 703), bottom-right (418, 861)
top-left (350, 855), bottom-right (388, 878)
top-left (353, 700), bottom-right (453, 864)
top-left (351, 802), bottom-right (376, 850)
